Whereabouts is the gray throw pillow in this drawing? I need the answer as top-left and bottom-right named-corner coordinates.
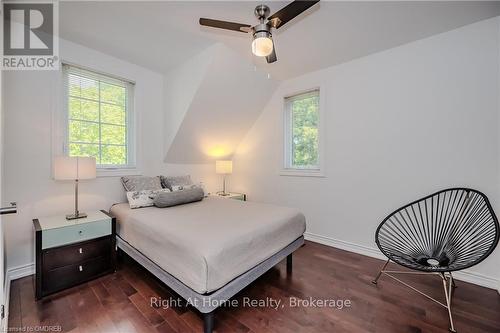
top-left (154, 188), bottom-right (204, 208)
top-left (121, 176), bottom-right (162, 191)
top-left (160, 175), bottom-right (193, 190)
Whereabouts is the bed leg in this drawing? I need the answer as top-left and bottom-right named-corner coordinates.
top-left (287, 253), bottom-right (293, 274)
top-left (203, 311), bottom-right (215, 333)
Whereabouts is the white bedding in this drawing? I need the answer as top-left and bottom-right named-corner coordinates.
top-left (111, 196), bottom-right (306, 294)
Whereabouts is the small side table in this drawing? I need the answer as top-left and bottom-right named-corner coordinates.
top-left (33, 210), bottom-right (116, 299)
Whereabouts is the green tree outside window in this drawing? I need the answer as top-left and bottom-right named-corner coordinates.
top-left (67, 70), bottom-right (129, 166)
top-left (289, 92), bottom-right (319, 168)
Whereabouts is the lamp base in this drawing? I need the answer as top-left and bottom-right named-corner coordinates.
top-left (66, 212), bottom-right (88, 220)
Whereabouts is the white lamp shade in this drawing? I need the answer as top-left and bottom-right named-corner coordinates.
top-left (54, 156), bottom-right (96, 180)
top-left (216, 160), bottom-right (232, 174)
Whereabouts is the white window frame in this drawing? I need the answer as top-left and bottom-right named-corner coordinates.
top-left (281, 87), bottom-right (325, 177)
top-left (60, 63), bottom-right (139, 177)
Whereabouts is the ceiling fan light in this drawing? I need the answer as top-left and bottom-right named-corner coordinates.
top-left (252, 32), bottom-right (273, 57)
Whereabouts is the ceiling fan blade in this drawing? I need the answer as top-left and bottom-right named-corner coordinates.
top-left (268, 0), bottom-right (320, 29)
top-left (199, 18), bottom-right (252, 33)
top-left (240, 26), bottom-right (254, 33)
top-left (266, 44), bottom-right (277, 64)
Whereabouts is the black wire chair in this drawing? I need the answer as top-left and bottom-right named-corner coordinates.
top-left (372, 188), bottom-right (499, 333)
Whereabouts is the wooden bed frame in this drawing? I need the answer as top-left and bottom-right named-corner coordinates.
top-left (116, 235), bottom-right (304, 333)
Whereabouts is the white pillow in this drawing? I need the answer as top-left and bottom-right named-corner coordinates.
top-left (126, 188), bottom-right (171, 209)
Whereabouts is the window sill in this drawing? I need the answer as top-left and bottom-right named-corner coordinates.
top-left (279, 169), bottom-right (326, 178)
top-left (97, 168), bottom-right (142, 178)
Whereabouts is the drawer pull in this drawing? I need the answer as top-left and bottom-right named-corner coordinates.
top-left (79, 265), bottom-right (83, 272)
top-left (78, 248), bottom-right (83, 254)
top-left (78, 230), bottom-right (83, 235)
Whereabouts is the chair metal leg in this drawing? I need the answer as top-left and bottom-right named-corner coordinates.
top-left (450, 272), bottom-right (457, 289)
top-left (448, 273), bottom-right (456, 299)
top-left (372, 259), bottom-right (390, 284)
top-left (372, 268), bottom-right (460, 331)
top-left (442, 274), bottom-right (457, 333)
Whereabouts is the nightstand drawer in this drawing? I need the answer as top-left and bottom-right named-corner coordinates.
top-left (42, 256), bottom-right (111, 295)
top-left (43, 237), bottom-right (111, 270)
top-left (42, 219), bottom-right (111, 249)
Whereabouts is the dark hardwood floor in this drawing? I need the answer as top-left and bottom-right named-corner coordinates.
top-left (8, 241), bottom-right (500, 333)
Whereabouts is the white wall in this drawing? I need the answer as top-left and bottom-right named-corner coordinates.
top-left (165, 43), bottom-right (277, 164)
top-left (232, 17), bottom-right (500, 287)
top-left (1, 39), bottom-right (218, 272)
top-left (163, 45), bottom-right (213, 158)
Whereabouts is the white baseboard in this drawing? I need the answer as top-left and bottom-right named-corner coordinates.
top-left (2, 263), bottom-right (35, 330)
top-left (305, 232), bottom-right (386, 261)
top-left (452, 270), bottom-right (500, 292)
top-left (304, 231), bottom-right (500, 291)
top-left (7, 263), bottom-right (35, 281)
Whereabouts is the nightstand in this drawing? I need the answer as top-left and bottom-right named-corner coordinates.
top-left (212, 192), bottom-right (247, 201)
top-left (33, 210), bottom-right (116, 299)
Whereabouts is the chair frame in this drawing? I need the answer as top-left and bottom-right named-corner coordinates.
top-left (372, 259), bottom-right (458, 332)
top-left (372, 187), bottom-right (500, 333)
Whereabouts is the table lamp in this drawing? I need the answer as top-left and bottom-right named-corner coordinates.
top-left (216, 160), bottom-right (232, 196)
top-left (54, 156), bottom-right (96, 220)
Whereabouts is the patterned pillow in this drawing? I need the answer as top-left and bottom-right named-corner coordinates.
top-left (126, 188), bottom-right (171, 209)
top-left (121, 176), bottom-right (162, 191)
top-left (160, 175), bottom-right (193, 190)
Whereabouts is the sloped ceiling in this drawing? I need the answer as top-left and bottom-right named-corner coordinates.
top-left (164, 43), bottom-right (277, 163)
top-left (60, 1), bottom-right (500, 80)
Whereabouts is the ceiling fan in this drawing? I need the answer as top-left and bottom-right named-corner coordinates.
top-left (199, 1), bottom-right (320, 64)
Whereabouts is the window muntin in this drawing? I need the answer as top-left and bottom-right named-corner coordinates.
top-left (284, 89), bottom-right (320, 170)
top-left (64, 65), bottom-right (134, 168)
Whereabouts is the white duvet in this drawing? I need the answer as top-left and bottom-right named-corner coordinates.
top-left (110, 196), bottom-right (306, 294)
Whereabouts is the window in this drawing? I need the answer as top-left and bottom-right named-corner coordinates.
top-left (283, 89), bottom-right (323, 175)
top-left (63, 65), bottom-right (135, 169)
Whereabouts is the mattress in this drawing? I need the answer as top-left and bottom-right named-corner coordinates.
top-left (110, 196), bottom-right (306, 294)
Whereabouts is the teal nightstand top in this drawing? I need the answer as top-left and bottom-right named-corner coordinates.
top-left (37, 210), bottom-right (110, 231)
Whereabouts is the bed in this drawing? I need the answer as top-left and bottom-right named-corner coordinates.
top-left (110, 196), bottom-right (306, 333)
